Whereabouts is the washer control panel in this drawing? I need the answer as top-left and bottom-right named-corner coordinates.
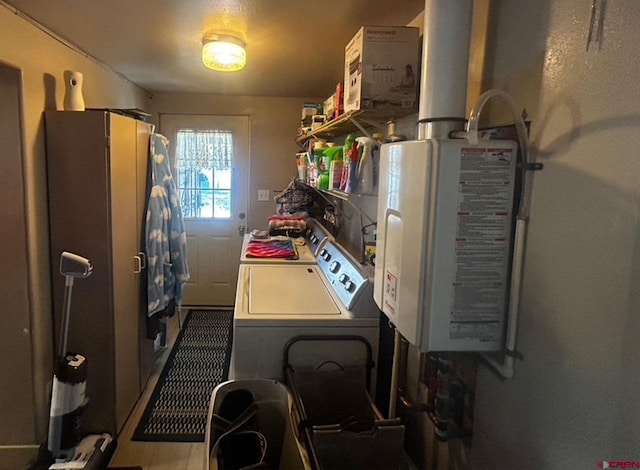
top-left (304, 218), bottom-right (334, 257)
top-left (317, 241), bottom-right (367, 310)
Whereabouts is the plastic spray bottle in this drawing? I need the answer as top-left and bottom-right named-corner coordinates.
top-left (355, 136), bottom-right (375, 194)
top-left (341, 134), bottom-right (357, 192)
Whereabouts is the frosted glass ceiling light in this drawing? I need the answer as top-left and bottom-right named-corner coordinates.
top-left (202, 35), bottom-right (246, 72)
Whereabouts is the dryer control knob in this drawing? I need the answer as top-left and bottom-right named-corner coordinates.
top-left (329, 261), bottom-right (341, 273)
top-left (339, 273), bottom-right (349, 284)
top-left (345, 280), bottom-right (355, 292)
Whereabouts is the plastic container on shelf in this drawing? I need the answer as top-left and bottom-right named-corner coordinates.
top-left (340, 135), bottom-right (357, 193)
top-left (296, 152), bottom-right (309, 182)
top-left (321, 146), bottom-right (343, 172)
top-left (356, 136), bottom-right (375, 194)
top-left (329, 160), bottom-right (345, 191)
top-left (318, 173), bottom-right (330, 190)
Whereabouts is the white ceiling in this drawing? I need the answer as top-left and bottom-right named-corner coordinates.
top-left (6, 0), bottom-right (424, 97)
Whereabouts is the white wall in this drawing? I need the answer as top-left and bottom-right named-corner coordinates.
top-left (0, 4), bottom-right (148, 465)
top-left (472, 0), bottom-right (640, 468)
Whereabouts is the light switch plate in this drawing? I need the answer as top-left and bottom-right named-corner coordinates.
top-left (258, 189), bottom-right (270, 201)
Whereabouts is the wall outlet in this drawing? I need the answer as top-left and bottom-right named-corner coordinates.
top-left (258, 189), bottom-right (270, 201)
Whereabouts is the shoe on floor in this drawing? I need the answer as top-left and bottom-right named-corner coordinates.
top-left (216, 430), bottom-right (267, 470)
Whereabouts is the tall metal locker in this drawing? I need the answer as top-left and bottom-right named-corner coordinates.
top-left (45, 110), bottom-right (154, 437)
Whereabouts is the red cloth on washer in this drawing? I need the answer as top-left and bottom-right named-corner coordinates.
top-left (245, 239), bottom-right (298, 259)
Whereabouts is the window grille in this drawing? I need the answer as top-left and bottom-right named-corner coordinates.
top-left (175, 129), bottom-right (233, 219)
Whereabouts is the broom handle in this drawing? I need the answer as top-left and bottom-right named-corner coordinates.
top-left (58, 276), bottom-right (74, 358)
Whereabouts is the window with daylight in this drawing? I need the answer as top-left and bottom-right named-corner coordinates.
top-left (175, 129), bottom-right (233, 219)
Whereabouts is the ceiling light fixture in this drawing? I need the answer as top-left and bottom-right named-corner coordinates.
top-left (202, 34), bottom-right (246, 72)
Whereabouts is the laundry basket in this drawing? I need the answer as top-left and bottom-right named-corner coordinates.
top-left (205, 379), bottom-right (310, 470)
top-left (284, 336), bottom-right (407, 470)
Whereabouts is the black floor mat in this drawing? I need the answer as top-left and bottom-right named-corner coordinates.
top-left (132, 309), bottom-right (233, 442)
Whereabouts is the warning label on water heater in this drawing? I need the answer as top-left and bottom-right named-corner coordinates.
top-left (450, 147), bottom-right (516, 343)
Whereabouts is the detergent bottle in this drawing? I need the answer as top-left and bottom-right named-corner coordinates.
top-left (341, 135), bottom-right (357, 192)
top-left (356, 136), bottom-right (375, 194)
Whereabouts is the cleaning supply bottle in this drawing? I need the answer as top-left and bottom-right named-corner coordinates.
top-left (356, 136), bottom-right (375, 194)
top-left (372, 133), bottom-right (386, 190)
top-left (341, 135), bottom-right (357, 192)
top-left (323, 146), bottom-right (343, 190)
top-left (347, 140), bottom-right (360, 193)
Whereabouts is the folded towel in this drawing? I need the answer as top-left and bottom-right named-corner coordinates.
top-left (268, 216), bottom-right (306, 233)
top-left (245, 239), bottom-right (298, 259)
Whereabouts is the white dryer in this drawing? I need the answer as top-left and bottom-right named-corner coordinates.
top-left (231, 240), bottom-right (379, 392)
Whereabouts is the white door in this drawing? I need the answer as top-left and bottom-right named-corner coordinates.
top-left (161, 114), bottom-right (250, 306)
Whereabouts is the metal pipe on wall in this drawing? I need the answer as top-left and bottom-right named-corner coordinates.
top-left (418, 0), bottom-right (474, 140)
top-left (388, 328), bottom-right (403, 418)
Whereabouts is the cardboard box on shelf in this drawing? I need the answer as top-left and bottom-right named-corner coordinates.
top-left (344, 26), bottom-right (420, 113)
top-left (301, 102), bottom-right (323, 120)
top-left (311, 114), bottom-right (327, 130)
top-left (324, 94), bottom-right (336, 121)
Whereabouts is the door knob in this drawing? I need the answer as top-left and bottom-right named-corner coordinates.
top-left (239, 225), bottom-right (246, 236)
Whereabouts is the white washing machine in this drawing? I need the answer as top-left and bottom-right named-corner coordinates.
top-left (231, 240), bottom-right (380, 392)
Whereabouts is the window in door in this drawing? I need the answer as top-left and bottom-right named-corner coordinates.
top-left (175, 129), bottom-right (233, 219)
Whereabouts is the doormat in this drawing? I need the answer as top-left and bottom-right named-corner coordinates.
top-left (132, 309), bottom-right (233, 442)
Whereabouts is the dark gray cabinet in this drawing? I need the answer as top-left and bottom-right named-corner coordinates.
top-left (45, 110), bottom-right (154, 436)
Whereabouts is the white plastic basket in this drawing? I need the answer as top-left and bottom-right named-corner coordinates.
top-left (205, 379), bottom-right (311, 470)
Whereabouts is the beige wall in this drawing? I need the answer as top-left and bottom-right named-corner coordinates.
top-left (0, 7), bottom-right (320, 462)
top-left (0, 4), bottom-right (148, 466)
top-left (333, 1), bottom-right (640, 468)
top-left (147, 93), bottom-right (320, 230)
top-left (471, 0), bottom-right (640, 468)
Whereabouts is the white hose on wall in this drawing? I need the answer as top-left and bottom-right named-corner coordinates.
top-left (465, 89), bottom-right (532, 379)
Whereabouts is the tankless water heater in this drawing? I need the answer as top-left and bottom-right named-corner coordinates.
top-left (374, 138), bottom-right (517, 352)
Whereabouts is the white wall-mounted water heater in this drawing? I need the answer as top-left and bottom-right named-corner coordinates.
top-left (373, 138), bottom-right (517, 352)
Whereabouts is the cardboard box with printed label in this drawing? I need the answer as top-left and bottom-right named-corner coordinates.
top-left (344, 26), bottom-right (420, 113)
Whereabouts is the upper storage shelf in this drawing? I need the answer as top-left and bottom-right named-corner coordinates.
top-left (296, 108), bottom-right (417, 146)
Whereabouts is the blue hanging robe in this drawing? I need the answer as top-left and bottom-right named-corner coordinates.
top-left (146, 133), bottom-right (190, 317)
